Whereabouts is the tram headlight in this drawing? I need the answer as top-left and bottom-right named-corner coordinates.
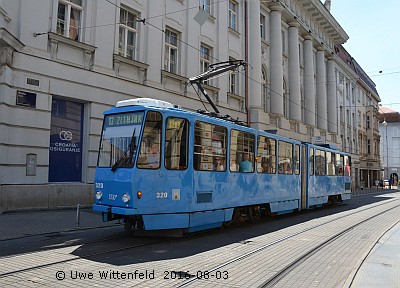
top-left (122, 193), bottom-right (130, 203)
top-left (95, 191), bottom-right (102, 200)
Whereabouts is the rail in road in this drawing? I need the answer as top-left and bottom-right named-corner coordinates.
top-left (0, 191), bottom-right (399, 287)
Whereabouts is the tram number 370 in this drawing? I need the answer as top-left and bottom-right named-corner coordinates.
top-left (156, 192), bottom-right (168, 199)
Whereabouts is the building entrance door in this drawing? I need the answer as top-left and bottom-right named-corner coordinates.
top-left (48, 98), bottom-right (83, 182)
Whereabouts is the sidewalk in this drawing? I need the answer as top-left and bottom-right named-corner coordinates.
top-left (352, 187), bottom-right (398, 196)
top-left (0, 207), bottom-right (119, 241)
top-left (1, 189), bottom-right (397, 241)
top-left (347, 221), bottom-right (400, 288)
top-left (1, 192), bottom-right (399, 288)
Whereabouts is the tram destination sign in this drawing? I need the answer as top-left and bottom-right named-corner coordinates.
top-left (105, 113), bottom-right (143, 127)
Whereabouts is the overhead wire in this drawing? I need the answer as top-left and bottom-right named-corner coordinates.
top-left (35, 0), bottom-right (393, 144)
top-left (101, 0), bottom-right (393, 138)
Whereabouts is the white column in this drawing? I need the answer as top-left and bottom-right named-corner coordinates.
top-left (303, 35), bottom-right (315, 126)
top-left (269, 4), bottom-right (283, 116)
top-left (316, 47), bottom-right (327, 130)
top-left (248, 0), bottom-right (262, 109)
top-left (327, 57), bottom-right (337, 134)
top-left (216, 1), bottom-right (229, 104)
top-left (288, 21), bottom-right (301, 121)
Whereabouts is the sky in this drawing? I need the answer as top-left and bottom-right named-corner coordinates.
top-left (330, 0), bottom-right (400, 112)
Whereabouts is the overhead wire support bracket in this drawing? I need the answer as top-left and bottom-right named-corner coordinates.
top-left (188, 60), bottom-right (246, 116)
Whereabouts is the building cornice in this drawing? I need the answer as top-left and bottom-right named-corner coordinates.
top-left (0, 28), bottom-right (24, 51)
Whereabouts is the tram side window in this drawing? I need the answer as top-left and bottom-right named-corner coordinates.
top-left (326, 152), bottom-right (336, 176)
top-left (257, 136), bottom-right (276, 174)
top-left (137, 111), bottom-right (162, 169)
top-left (336, 154), bottom-right (344, 176)
top-left (315, 149), bottom-right (326, 176)
top-left (309, 148), bottom-right (314, 176)
top-left (278, 141), bottom-right (293, 174)
top-left (230, 130), bottom-right (255, 173)
top-left (344, 155), bottom-right (351, 176)
top-left (193, 121), bottom-right (227, 171)
top-left (165, 117), bottom-right (188, 170)
top-left (294, 144), bottom-right (300, 175)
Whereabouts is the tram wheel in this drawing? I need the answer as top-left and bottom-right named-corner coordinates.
top-left (124, 221), bottom-right (134, 233)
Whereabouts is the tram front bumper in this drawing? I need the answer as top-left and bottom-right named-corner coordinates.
top-left (111, 206), bottom-right (138, 215)
top-left (93, 204), bottom-right (138, 215)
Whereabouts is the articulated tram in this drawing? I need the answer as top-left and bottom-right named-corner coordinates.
top-left (93, 98), bottom-right (351, 234)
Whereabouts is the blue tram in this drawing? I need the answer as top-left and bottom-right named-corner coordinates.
top-left (93, 98), bottom-right (351, 233)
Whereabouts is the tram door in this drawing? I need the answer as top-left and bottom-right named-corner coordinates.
top-left (300, 145), bottom-right (308, 210)
top-left (163, 117), bottom-right (191, 212)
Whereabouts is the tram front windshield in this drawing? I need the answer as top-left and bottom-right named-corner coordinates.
top-left (97, 112), bottom-right (144, 169)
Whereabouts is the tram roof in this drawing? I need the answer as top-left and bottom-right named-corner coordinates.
top-left (104, 98), bottom-right (310, 145)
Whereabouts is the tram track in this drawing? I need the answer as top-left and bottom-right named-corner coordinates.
top-left (258, 204), bottom-right (400, 288)
top-left (0, 227), bottom-right (214, 279)
top-left (0, 237), bottom-right (173, 278)
top-left (0, 223), bottom-right (122, 243)
top-left (175, 197), bottom-right (400, 287)
top-left (1, 195), bottom-right (399, 286)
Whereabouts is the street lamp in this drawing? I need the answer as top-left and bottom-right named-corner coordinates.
top-left (382, 120), bottom-right (388, 185)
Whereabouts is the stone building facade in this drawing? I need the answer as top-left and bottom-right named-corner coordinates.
top-left (380, 107), bottom-right (400, 187)
top-left (0, 0), bottom-right (380, 211)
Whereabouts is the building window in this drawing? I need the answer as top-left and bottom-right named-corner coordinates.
top-left (367, 139), bottom-right (371, 154)
top-left (340, 106), bottom-right (343, 123)
top-left (164, 28), bottom-right (179, 74)
top-left (281, 30), bottom-right (286, 53)
top-left (201, 0), bottom-right (211, 14)
top-left (283, 80), bottom-right (288, 118)
top-left (260, 14), bottom-right (265, 39)
top-left (229, 57), bottom-right (238, 94)
top-left (347, 136), bottom-right (351, 152)
top-left (262, 68), bottom-right (268, 112)
top-left (366, 115), bottom-right (370, 129)
top-left (118, 7), bottom-right (138, 60)
top-left (301, 90), bottom-right (305, 122)
top-left (362, 114), bottom-right (366, 128)
top-left (200, 44), bottom-right (212, 84)
top-left (57, 0), bottom-right (83, 41)
top-left (340, 135), bottom-right (344, 151)
top-left (228, 1), bottom-right (237, 31)
top-left (298, 43), bottom-right (302, 66)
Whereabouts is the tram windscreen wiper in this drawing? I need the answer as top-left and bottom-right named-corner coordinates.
top-left (111, 128), bottom-right (136, 172)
